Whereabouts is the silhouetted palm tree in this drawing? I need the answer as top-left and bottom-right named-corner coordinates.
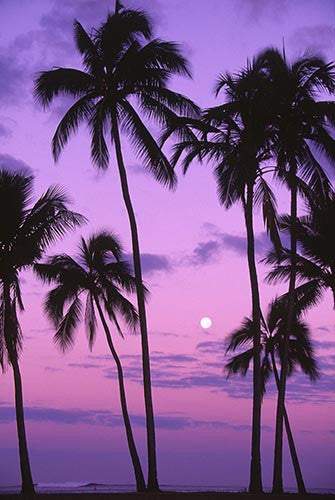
top-left (0, 169), bottom-right (83, 494)
top-left (35, 231), bottom-right (146, 491)
top-left (168, 54), bottom-right (281, 493)
top-left (34, 5), bottom-right (198, 489)
top-left (266, 194), bottom-right (335, 311)
top-left (225, 299), bottom-right (319, 494)
top-left (260, 49), bottom-right (335, 493)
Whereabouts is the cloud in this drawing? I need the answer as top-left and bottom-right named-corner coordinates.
top-left (222, 231), bottom-right (270, 256)
top-left (313, 339), bottom-right (335, 350)
top-left (126, 252), bottom-right (172, 276)
top-left (316, 326), bottom-right (331, 332)
top-left (119, 352), bottom-right (198, 365)
top-left (128, 164), bottom-right (149, 176)
top-left (289, 25), bottom-right (334, 56)
top-left (0, 154), bottom-right (33, 176)
top-left (0, 2), bottom-right (99, 107)
top-left (141, 253), bottom-right (172, 275)
top-left (154, 331), bottom-right (180, 338)
top-left (0, 116), bottom-right (15, 138)
top-left (151, 352), bottom-right (198, 363)
top-left (30, 327), bottom-right (53, 333)
top-left (0, 124), bottom-right (11, 138)
top-left (235, 0), bottom-right (289, 24)
top-left (124, 225), bottom-right (272, 274)
top-left (184, 224), bottom-right (271, 266)
top-left (104, 351), bottom-right (200, 387)
top-left (284, 371), bottom-right (335, 404)
top-left (0, 51), bottom-right (26, 105)
top-left (197, 340), bottom-right (226, 353)
top-left (94, 339), bottom-right (335, 404)
top-left (44, 367), bottom-right (63, 373)
top-left (68, 363), bottom-right (102, 369)
top-left (189, 240), bottom-right (222, 265)
top-left (0, 405), bottom-right (267, 432)
top-left (317, 355), bottom-right (335, 372)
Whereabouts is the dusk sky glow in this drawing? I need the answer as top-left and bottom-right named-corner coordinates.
top-left (0, 0), bottom-right (334, 492)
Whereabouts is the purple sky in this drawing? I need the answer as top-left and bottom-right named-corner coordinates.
top-left (0, 0), bottom-right (334, 491)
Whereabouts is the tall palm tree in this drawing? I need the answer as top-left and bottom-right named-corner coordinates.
top-left (167, 55), bottom-right (281, 493)
top-left (260, 48), bottom-right (335, 493)
top-left (0, 168), bottom-right (83, 494)
top-left (266, 194), bottom-right (335, 309)
top-left (34, 5), bottom-right (198, 489)
top-left (225, 299), bottom-right (319, 494)
top-left (35, 231), bottom-right (146, 492)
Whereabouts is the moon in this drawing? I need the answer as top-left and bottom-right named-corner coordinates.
top-left (200, 317), bottom-right (212, 329)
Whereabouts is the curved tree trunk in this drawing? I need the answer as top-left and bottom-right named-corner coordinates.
top-left (93, 295), bottom-right (146, 492)
top-left (3, 281), bottom-right (35, 495)
top-left (272, 169), bottom-right (297, 494)
top-left (270, 351), bottom-right (306, 494)
top-left (244, 184), bottom-right (263, 494)
top-left (112, 115), bottom-right (159, 491)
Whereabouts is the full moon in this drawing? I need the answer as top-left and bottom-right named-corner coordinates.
top-left (200, 317), bottom-right (212, 329)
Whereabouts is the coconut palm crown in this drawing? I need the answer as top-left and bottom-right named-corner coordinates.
top-left (34, 6), bottom-right (199, 489)
top-left (0, 168), bottom-right (83, 494)
top-left (225, 298), bottom-right (319, 494)
top-left (266, 192), bottom-right (335, 309)
top-left (225, 298), bottom-right (319, 389)
top-left (35, 231), bottom-right (139, 350)
top-left (35, 231), bottom-right (146, 491)
top-left (164, 51), bottom-right (284, 494)
top-left (34, 8), bottom-right (199, 182)
top-left (259, 48), bottom-right (335, 494)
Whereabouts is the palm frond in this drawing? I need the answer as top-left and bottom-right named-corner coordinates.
top-left (88, 98), bottom-right (110, 169)
top-left (298, 141), bottom-right (333, 204)
top-left (225, 317), bottom-right (255, 352)
top-left (225, 348), bottom-right (254, 377)
top-left (73, 20), bottom-right (102, 76)
top-left (261, 354), bottom-right (273, 395)
top-left (254, 176), bottom-right (281, 255)
top-left (44, 283), bottom-right (81, 326)
top-left (53, 296), bottom-right (83, 352)
top-left (0, 170), bottom-right (33, 245)
top-left (52, 94), bottom-right (95, 161)
top-left (118, 100), bottom-right (177, 189)
top-left (135, 39), bottom-right (192, 78)
top-left (17, 185), bottom-right (85, 262)
top-left (13, 277), bottom-right (24, 312)
top-left (85, 292), bottom-right (97, 350)
top-left (34, 69), bottom-right (93, 108)
top-left (83, 231), bottom-right (123, 270)
top-left (103, 287), bottom-right (138, 332)
top-left (94, 9), bottom-right (152, 69)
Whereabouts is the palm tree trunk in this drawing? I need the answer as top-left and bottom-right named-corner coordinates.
top-left (270, 351), bottom-right (306, 494)
top-left (244, 184), bottom-right (263, 494)
top-left (93, 295), bottom-right (146, 492)
top-left (272, 168), bottom-right (297, 494)
top-left (111, 114), bottom-right (159, 491)
top-left (3, 281), bottom-right (35, 495)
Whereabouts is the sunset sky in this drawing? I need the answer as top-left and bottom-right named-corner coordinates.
top-left (0, 0), bottom-right (334, 491)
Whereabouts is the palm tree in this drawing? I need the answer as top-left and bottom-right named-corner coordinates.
top-left (34, 4), bottom-right (198, 489)
top-left (266, 194), bottom-right (335, 310)
top-left (167, 55), bottom-right (281, 493)
top-left (260, 48), bottom-right (335, 493)
top-left (35, 231), bottom-right (146, 491)
top-left (225, 298), bottom-right (319, 494)
top-left (0, 168), bottom-right (83, 494)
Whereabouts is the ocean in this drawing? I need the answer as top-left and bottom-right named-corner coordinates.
top-left (0, 483), bottom-right (334, 495)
